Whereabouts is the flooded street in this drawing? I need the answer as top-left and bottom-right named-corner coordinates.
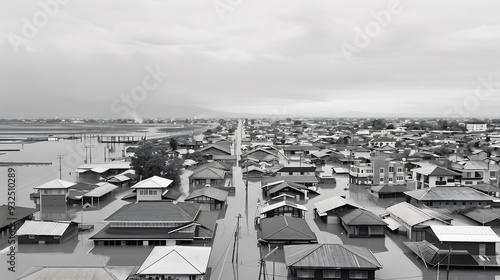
top-left (1, 124), bottom-right (500, 280)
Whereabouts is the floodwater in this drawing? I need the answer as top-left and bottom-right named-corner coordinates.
top-left (1, 123), bottom-right (500, 280)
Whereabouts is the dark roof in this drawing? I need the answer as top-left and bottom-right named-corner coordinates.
top-left (470, 183), bottom-right (500, 194)
top-left (195, 211), bottom-right (218, 238)
top-left (283, 145), bottom-right (320, 151)
top-left (0, 205), bottom-right (37, 229)
top-left (185, 187), bottom-right (229, 202)
top-left (263, 175), bottom-right (319, 185)
top-left (267, 181), bottom-right (311, 195)
top-left (277, 166), bottom-right (316, 173)
top-left (105, 202), bottom-right (201, 222)
top-left (339, 208), bottom-right (387, 226)
top-left (284, 244), bottom-right (382, 269)
top-left (90, 225), bottom-right (195, 240)
top-left (258, 216), bottom-right (317, 242)
top-left (462, 208), bottom-right (500, 224)
top-left (370, 185), bottom-right (411, 194)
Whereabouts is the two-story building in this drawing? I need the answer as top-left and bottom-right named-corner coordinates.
top-left (131, 176), bottom-right (173, 202)
top-left (411, 165), bottom-right (461, 189)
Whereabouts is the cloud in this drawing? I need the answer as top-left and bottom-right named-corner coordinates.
top-left (1, 0), bottom-right (500, 118)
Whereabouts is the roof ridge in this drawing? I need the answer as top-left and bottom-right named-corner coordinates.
top-left (340, 245), bottom-right (381, 268)
top-left (173, 248), bottom-right (204, 274)
top-left (137, 248), bottom-right (176, 274)
top-left (289, 244), bottom-right (323, 266)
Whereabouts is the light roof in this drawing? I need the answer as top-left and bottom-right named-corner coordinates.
top-left (131, 176), bottom-right (173, 189)
top-left (430, 225), bottom-right (500, 243)
top-left (137, 246), bottom-right (211, 275)
top-left (34, 179), bottom-right (76, 190)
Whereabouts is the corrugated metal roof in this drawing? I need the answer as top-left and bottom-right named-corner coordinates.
top-left (20, 266), bottom-right (132, 280)
top-left (383, 216), bottom-right (402, 231)
top-left (284, 244), bottom-right (382, 269)
top-left (430, 225), bottom-right (500, 243)
top-left (34, 179), bottom-right (76, 190)
top-left (184, 186), bottom-right (229, 202)
top-left (339, 208), bottom-right (387, 226)
top-left (137, 246), bottom-right (211, 275)
top-left (314, 196), bottom-right (360, 215)
top-left (404, 187), bottom-right (494, 201)
top-left (386, 202), bottom-right (433, 226)
top-left (131, 176), bottom-right (173, 189)
top-left (259, 216), bottom-right (316, 242)
top-left (17, 221), bottom-right (71, 236)
top-left (84, 183), bottom-right (118, 198)
top-left (261, 200), bottom-right (308, 214)
top-left (105, 201), bottom-right (201, 222)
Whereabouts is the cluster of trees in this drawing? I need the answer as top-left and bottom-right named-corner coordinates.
top-left (131, 141), bottom-right (183, 186)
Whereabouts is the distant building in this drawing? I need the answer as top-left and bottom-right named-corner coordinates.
top-left (466, 123), bottom-right (487, 132)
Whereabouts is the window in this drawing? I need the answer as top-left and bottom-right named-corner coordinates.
top-left (379, 178), bottom-right (384, 182)
top-left (349, 271), bottom-right (368, 279)
top-left (389, 177), bottom-right (393, 182)
top-left (139, 190), bottom-right (144, 195)
top-left (323, 270), bottom-right (341, 278)
top-left (397, 176), bottom-right (404, 181)
top-left (379, 168), bottom-right (384, 174)
top-left (296, 269), bottom-right (315, 278)
top-left (389, 167), bottom-right (394, 173)
top-left (397, 168), bottom-right (403, 173)
top-left (29, 235), bottom-right (35, 239)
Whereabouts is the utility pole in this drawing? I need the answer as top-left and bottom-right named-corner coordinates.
top-left (232, 214), bottom-right (242, 263)
top-left (57, 155), bottom-right (64, 179)
top-left (446, 246), bottom-right (452, 280)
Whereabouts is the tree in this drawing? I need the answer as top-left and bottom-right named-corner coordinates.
top-left (169, 138), bottom-right (178, 151)
top-left (386, 124), bottom-right (395, 129)
top-left (131, 142), bottom-right (184, 186)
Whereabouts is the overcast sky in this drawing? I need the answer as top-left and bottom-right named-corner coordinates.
top-left (1, 0), bottom-right (499, 119)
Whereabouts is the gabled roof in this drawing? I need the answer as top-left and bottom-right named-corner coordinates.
top-left (370, 185), bottom-right (411, 194)
top-left (131, 176), bottom-right (173, 189)
top-left (189, 166), bottom-right (225, 180)
top-left (34, 179), bottom-right (76, 190)
top-left (284, 244), bottom-right (382, 269)
top-left (386, 202), bottom-right (434, 227)
top-left (137, 246), bottom-right (211, 275)
top-left (462, 208), bottom-right (500, 224)
top-left (314, 196), bottom-right (360, 216)
top-left (259, 216), bottom-right (316, 242)
top-left (267, 181), bottom-right (311, 195)
top-left (185, 187), bottom-right (228, 202)
top-left (429, 225), bottom-right (500, 243)
top-left (0, 205), bottom-right (37, 229)
top-left (18, 266), bottom-right (133, 280)
top-left (268, 175), bottom-right (319, 184)
top-left (261, 200), bottom-right (308, 214)
top-left (105, 202), bottom-right (201, 222)
top-left (198, 143), bottom-right (231, 155)
top-left (339, 208), bottom-right (387, 226)
top-left (404, 187), bottom-right (494, 202)
top-left (412, 165), bottom-right (460, 176)
top-left (17, 221), bottom-right (73, 236)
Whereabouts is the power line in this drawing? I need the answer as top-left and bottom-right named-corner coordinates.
top-left (57, 154), bottom-right (64, 179)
